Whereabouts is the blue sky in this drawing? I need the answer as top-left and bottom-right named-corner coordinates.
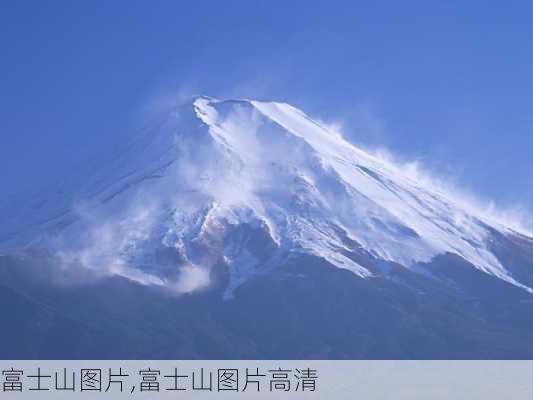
top-left (1, 1), bottom-right (532, 214)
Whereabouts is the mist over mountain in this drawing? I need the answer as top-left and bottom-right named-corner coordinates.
top-left (2, 97), bottom-right (533, 359)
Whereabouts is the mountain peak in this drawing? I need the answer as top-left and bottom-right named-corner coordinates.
top-left (1, 97), bottom-right (532, 296)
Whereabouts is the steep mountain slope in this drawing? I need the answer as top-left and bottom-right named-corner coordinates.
top-left (3, 250), bottom-right (533, 359)
top-left (2, 96), bottom-right (533, 359)
top-left (1, 96), bottom-right (531, 299)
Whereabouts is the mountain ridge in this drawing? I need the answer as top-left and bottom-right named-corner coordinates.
top-left (1, 96), bottom-right (532, 298)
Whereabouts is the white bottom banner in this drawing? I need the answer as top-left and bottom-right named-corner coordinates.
top-left (0, 361), bottom-right (532, 399)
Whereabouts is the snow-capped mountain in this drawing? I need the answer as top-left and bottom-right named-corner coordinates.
top-left (3, 96), bottom-right (533, 359)
top-left (1, 96), bottom-right (532, 298)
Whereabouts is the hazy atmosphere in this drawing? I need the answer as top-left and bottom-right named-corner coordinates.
top-left (2, 1), bottom-right (532, 216)
top-left (3, 1), bottom-right (533, 364)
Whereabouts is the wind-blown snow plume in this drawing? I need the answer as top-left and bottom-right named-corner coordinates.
top-left (1, 96), bottom-right (532, 296)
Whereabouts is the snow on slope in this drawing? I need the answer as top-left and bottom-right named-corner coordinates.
top-left (1, 96), bottom-right (531, 294)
